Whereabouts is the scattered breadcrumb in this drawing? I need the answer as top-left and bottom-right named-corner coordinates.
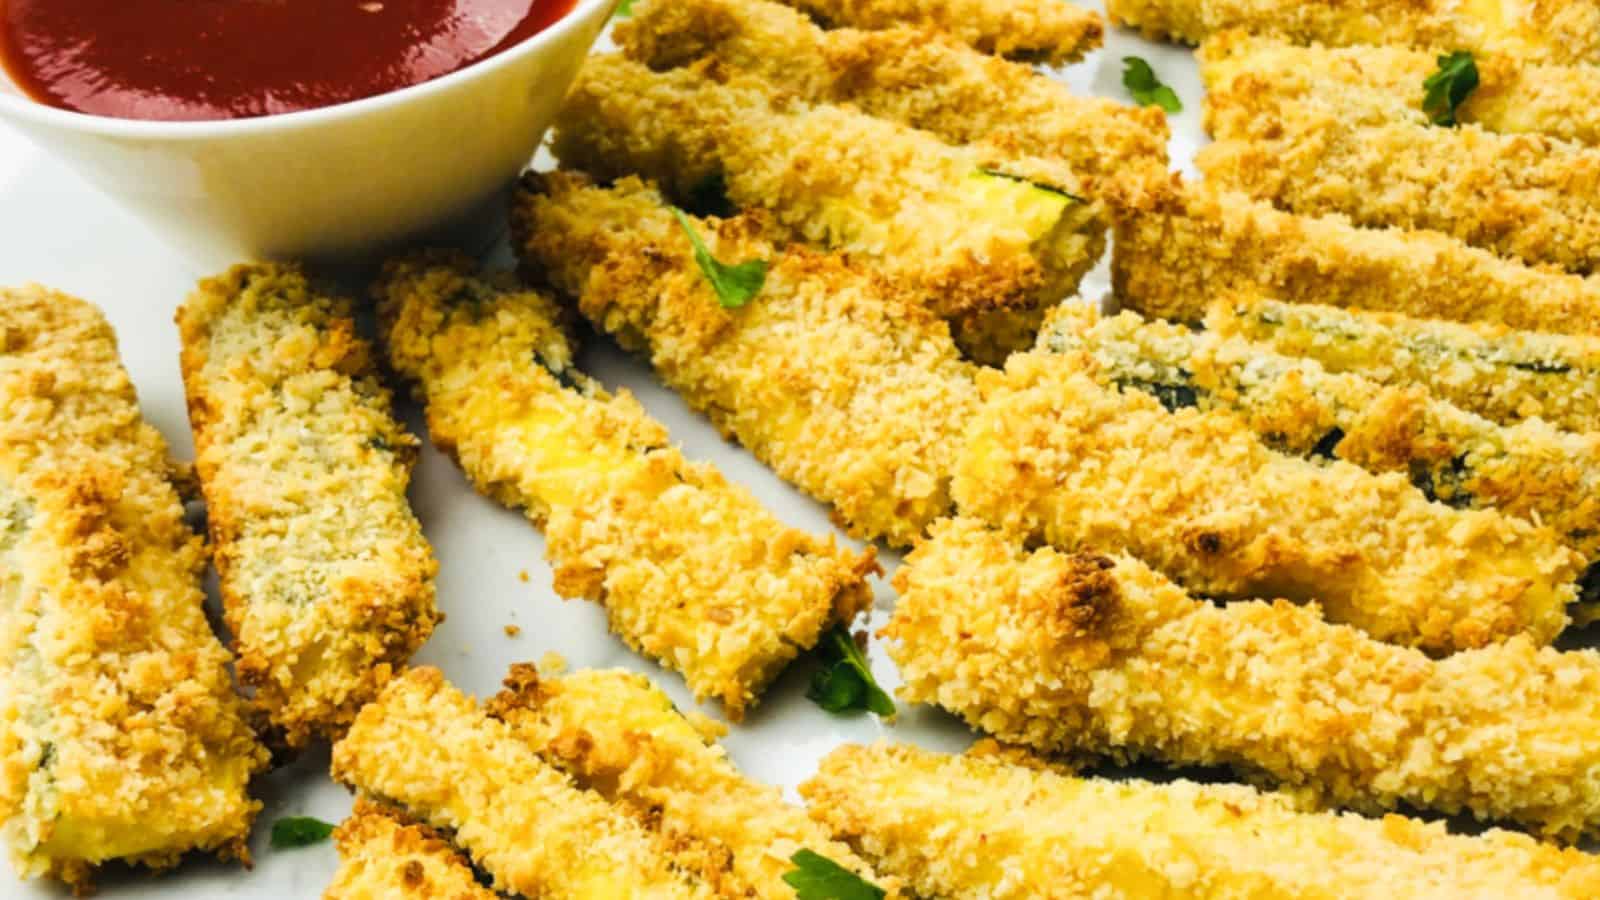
top-left (324, 799), bottom-right (494, 899)
top-left (517, 570), bottom-right (529, 582)
top-left (176, 263), bottom-right (440, 747)
top-left (953, 350), bottom-right (1580, 653)
top-left (375, 251), bottom-right (875, 718)
top-left (0, 286), bottom-right (267, 890)
top-left (886, 519), bottom-right (1600, 841)
top-left (514, 172), bottom-right (980, 548)
top-left (772, 0), bottom-right (1103, 64)
top-left (503, 625), bottom-right (521, 638)
top-left (803, 741), bottom-right (1600, 897)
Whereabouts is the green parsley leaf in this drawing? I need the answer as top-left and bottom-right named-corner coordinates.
top-left (976, 167), bottom-right (1085, 203)
top-left (1422, 51), bottom-right (1479, 127)
top-left (1121, 56), bottom-right (1182, 113)
top-left (782, 850), bottom-right (887, 900)
top-left (671, 208), bottom-right (767, 309)
top-left (270, 816), bottom-right (336, 849)
top-left (613, 0), bottom-right (635, 18)
top-left (806, 626), bottom-right (894, 717)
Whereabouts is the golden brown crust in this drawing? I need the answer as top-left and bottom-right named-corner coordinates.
top-left (952, 350), bottom-right (1580, 653)
top-left (1107, 0), bottom-right (1600, 65)
top-left (176, 264), bottom-right (440, 747)
top-left (331, 667), bottom-right (713, 897)
top-left (616, 0), bottom-right (1165, 188)
top-left (775, 0), bottom-right (1103, 64)
top-left (0, 286), bottom-right (267, 890)
top-left (1200, 30), bottom-right (1600, 146)
top-left (513, 172), bottom-right (979, 548)
top-left (374, 252), bottom-right (874, 717)
top-left (1109, 174), bottom-right (1600, 336)
top-left (488, 666), bottom-right (901, 898)
top-left (802, 741), bottom-right (1600, 897)
top-left (325, 800), bottom-right (495, 900)
top-left (886, 519), bottom-right (1600, 841)
top-left (552, 55), bottom-right (1105, 323)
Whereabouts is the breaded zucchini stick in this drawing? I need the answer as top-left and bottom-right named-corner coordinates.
top-left (774, 0), bottom-right (1102, 64)
top-left (952, 352), bottom-right (1581, 653)
top-left (0, 287), bottom-right (267, 889)
top-left (1201, 30), bottom-right (1600, 146)
top-left (803, 741), bottom-right (1600, 897)
top-left (553, 55), bottom-right (1105, 323)
top-left (1207, 295), bottom-right (1600, 434)
top-left (488, 665), bottom-right (899, 898)
top-left (1198, 105), bottom-right (1600, 275)
top-left (324, 800), bottom-right (494, 900)
top-left (1110, 176), bottom-right (1600, 335)
top-left (1040, 306), bottom-right (1600, 574)
top-left (513, 172), bottom-right (979, 548)
top-left (616, 0), bottom-right (1167, 186)
top-left (176, 265), bottom-right (439, 747)
top-left (331, 667), bottom-right (712, 898)
top-left (886, 518), bottom-right (1600, 840)
top-left (1106, 0), bottom-right (1600, 65)
top-left (375, 253), bottom-right (874, 718)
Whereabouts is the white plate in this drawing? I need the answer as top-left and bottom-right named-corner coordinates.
top-left (0, 5), bottom-right (1204, 896)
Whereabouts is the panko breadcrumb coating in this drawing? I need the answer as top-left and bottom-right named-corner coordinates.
top-left (488, 665), bottom-right (900, 898)
top-left (1106, 0), bottom-right (1600, 65)
top-left (375, 253), bottom-right (874, 718)
top-left (1207, 295), bottom-right (1600, 435)
top-left (1109, 175), bottom-right (1600, 335)
top-left (552, 55), bottom-right (1105, 324)
top-left (176, 264), bottom-right (440, 747)
top-left (1198, 95), bottom-right (1600, 274)
top-left (513, 172), bottom-right (979, 548)
top-left (324, 800), bottom-right (494, 900)
top-left (886, 518), bottom-right (1600, 840)
top-left (773, 0), bottom-right (1102, 64)
top-left (1039, 306), bottom-right (1600, 590)
top-left (331, 667), bottom-right (712, 898)
top-left (1201, 30), bottom-right (1600, 146)
top-left (802, 741), bottom-right (1600, 898)
top-left (616, 0), bottom-right (1166, 188)
top-left (953, 351), bottom-right (1581, 653)
top-left (0, 287), bottom-right (267, 889)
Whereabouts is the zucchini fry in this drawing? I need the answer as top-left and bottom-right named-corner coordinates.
top-left (1106, 0), bottom-right (1600, 65)
top-left (552, 55), bottom-right (1105, 324)
top-left (330, 667), bottom-right (712, 898)
top-left (1198, 102), bottom-right (1600, 275)
top-left (488, 665), bottom-right (899, 898)
top-left (324, 800), bottom-right (495, 900)
top-left (886, 518), bottom-right (1600, 840)
top-left (952, 351), bottom-right (1581, 653)
top-left (513, 172), bottom-right (980, 548)
top-left (176, 264), bottom-right (440, 747)
top-left (0, 287), bottom-right (267, 889)
top-left (773, 0), bottom-right (1102, 64)
top-left (375, 253), bottom-right (874, 718)
top-left (616, 0), bottom-right (1166, 185)
top-left (1206, 295), bottom-right (1600, 435)
top-left (1040, 305), bottom-right (1600, 576)
top-left (1110, 176), bottom-right (1600, 335)
top-left (802, 741), bottom-right (1600, 898)
top-left (1201, 30), bottom-right (1600, 146)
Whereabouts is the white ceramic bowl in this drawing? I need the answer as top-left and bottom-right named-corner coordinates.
top-left (0, 0), bottom-right (615, 261)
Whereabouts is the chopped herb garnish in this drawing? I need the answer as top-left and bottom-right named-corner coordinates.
top-left (1122, 57), bottom-right (1182, 113)
top-left (1510, 359), bottom-right (1572, 374)
top-left (366, 435), bottom-right (392, 452)
top-left (270, 816), bottom-right (336, 849)
top-left (782, 849), bottom-right (887, 900)
top-left (1114, 376), bottom-right (1198, 412)
top-left (613, 0), bottom-right (635, 18)
top-left (1310, 427), bottom-right (1345, 459)
top-left (671, 208), bottom-right (767, 309)
top-left (1422, 51), bottom-right (1478, 127)
top-left (976, 168), bottom-right (1085, 203)
top-left (806, 626), bottom-right (894, 717)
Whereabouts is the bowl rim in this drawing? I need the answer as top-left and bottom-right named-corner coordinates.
top-left (0, 0), bottom-right (616, 138)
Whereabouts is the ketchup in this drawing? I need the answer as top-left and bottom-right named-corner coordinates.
top-left (0, 0), bottom-right (576, 121)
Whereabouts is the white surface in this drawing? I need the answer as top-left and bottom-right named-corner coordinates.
top-left (1, 6), bottom-right (1203, 896)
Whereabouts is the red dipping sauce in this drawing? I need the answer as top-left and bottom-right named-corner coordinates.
top-left (0, 0), bottom-right (576, 121)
